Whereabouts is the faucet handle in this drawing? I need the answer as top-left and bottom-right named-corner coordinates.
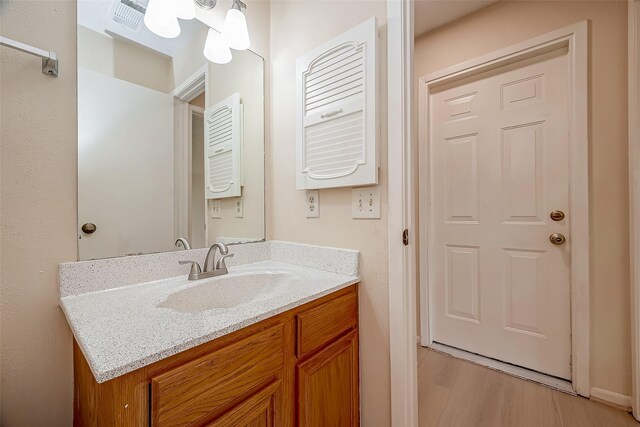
top-left (179, 260), bottom-right (202, 280)
top-left (215, 253), bottom-right (234, 271)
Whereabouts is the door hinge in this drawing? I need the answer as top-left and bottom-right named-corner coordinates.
top-left (402, 229), bottom-right (409, 246)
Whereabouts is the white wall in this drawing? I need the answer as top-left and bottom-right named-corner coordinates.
top-left (0, 0), bottom-right (77, 424)
top-left (268, 1), bottom-right (390, 424)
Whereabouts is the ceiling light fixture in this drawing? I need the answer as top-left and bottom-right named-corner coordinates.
top-left (175, 0), bottom-right (196, 20)
top-left (143, 0), bottom-right (250, 63)
top-left (203, 28), bottom-right (232, 64)
top-left (194, 0), bottom-right (216, 10)
top-left (144, 0), bottom-right (181, 39)
top-left (223, 0), bottom-right (250, 50)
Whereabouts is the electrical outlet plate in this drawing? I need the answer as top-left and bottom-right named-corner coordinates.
top-left (352, 186), bottom-right (380, 219)
top-left (211, 201), bottom-right (222, 219)
top-left (305, 190), bottom-right (319, 218)
top-left (234, 198), bottom-right (244, 218)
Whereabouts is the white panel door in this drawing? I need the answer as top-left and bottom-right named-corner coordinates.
top-left (428, 48), bottom-right (571, 379)
top-left (78, 68), bottom-right (174, 260)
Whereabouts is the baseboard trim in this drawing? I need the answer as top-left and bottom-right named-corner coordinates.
top-left (428, 342), bottom-right (576, 395)
top-left (590, 387), bottom-right (632, 411)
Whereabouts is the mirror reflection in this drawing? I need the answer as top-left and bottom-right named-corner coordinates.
top-left (77, 1), bottom-right (265, 260)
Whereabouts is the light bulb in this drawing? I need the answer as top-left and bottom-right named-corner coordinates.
top-left (223, 7), bottom-right (250, 50)
top-left (144, 0), bottom-right (181, 38)
top-left (203, 29), bottom-right (232, 64)
top-left (174, 0), bottom-right (195, 20)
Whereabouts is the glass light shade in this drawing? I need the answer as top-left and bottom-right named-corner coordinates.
top-left (144, 0), bottom-right (181, 38)
top-left (203, 29), bottom-right (232, 64)
top-left (222, 8), bottom-right (250, 50)
top-left (174, 0), bottom-right (195, 20)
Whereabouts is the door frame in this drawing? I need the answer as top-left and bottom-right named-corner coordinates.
top-left (417, 21), bottom-right (590, 396)
top-left (173, 65), bottom-right (208, 244)
top-left (629, 0), bottom-right (640, 420)
top-left (188, 105), bottom-right (206, 247)
top-left (387, 0), bottom-right (418, 426)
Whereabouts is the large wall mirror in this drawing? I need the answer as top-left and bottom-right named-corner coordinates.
top-left (77, 0), bottom-right (265, 260)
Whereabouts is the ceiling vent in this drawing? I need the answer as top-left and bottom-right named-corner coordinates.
top-left (110, 0), bottom-right (147, 32)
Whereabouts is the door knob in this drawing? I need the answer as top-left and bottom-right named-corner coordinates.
top-left (81, 223), bottom-right (97, 234)
top-left (550, 210), bottom-right (565, 221)
top-left (549, 233), bottom-right (566, 245)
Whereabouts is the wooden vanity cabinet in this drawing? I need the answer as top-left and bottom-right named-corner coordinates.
top-left (73, 285), bottom-right (359, 427)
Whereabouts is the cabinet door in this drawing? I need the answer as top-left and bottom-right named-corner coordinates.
top-left (297, 331), bottom-right (359, 427)
top-left (205, 381), bottom-right (281, 427)
top-left (295, 17), bottom-right (378, 190)
top-left (205, 92), bottom-right (242, 199)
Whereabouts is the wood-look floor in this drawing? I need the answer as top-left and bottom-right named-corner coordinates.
top-left (418, 347), bottom-right (638, 427)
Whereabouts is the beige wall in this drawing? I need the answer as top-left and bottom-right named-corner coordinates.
top-left (78, 25), bottom-right (174, 94)
top-left (415, 0), bottom-right (630, 397)
top-left (207, 50), bottom-right (266, 243)
top-left (0, 0), bottom-right (77, 424)
top-left (269, 1), bottom-right (390, 424)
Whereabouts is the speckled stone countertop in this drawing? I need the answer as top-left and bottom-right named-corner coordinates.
top-left (59, 242), bottom-right (359, 383)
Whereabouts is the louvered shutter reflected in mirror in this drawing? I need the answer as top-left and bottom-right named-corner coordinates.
top-left (296, 17), bottom-right (378, 190)
top-left (205, 93), bottom-right (242, 199)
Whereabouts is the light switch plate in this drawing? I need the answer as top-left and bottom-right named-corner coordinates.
top-left (305, 190), bottom-right (319, 218)
top-left (352, 186), bottom-right (380, 219)
top-left (211, 201), bottom-right (222, 219)
top-left (234, 198), bottom-right (244, 218)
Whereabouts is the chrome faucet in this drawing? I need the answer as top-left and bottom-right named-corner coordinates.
top-left (203, 242), bottom-right (233, 272)
top-left (178, 242), bottom-right (234, 281)
top-left (175, 238), bottom-right (192, 250)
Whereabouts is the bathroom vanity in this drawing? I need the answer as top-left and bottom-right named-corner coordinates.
top-left (74, 285), bottom-right (358, 426)
top-left (60, 241), bottom-right (360, 426)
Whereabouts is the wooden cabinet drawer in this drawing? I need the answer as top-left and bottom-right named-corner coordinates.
top-left (151, 324), bottom-right (285, 427)
top-left (296, 292), bottom-right (357, 357)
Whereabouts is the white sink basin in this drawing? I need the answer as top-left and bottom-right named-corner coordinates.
top-left (157, 271), bottom-right (295, 313)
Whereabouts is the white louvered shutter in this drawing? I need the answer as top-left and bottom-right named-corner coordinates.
top-left (296, 17), bottom-right (378, 190)
top-left (205, 93), bottom-right (242, 199)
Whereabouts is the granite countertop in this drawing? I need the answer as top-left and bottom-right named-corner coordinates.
top-left (60, 257), bottom-right (359, 383)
